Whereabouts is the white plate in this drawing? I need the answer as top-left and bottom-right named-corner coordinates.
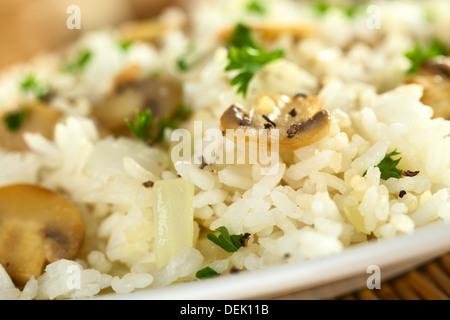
top-left (99, 222), bottom-right (450, 300)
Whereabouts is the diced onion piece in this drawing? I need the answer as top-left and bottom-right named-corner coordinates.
top-left (343, 204), bottom-right (370, 235)
top-left (153, 178), bottom-right (195, 268)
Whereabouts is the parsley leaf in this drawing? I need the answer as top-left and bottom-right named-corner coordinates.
top-left (246, 0), bottom-right (267, 15)
top-left (376, 149), bottom-right (403, 180)
top-left (3, 109), bottom-right (26, 132)
top-left (228, 23), bottom-right (259, 49)
top-left (62, 49), bottom-right (93, 73)
top-left (125, 104), bottom-right (190, 144)
top-left (176, 57), bottom-right (189, 72)
top-left (119, 39), bottom-right (133, 51)
top-left (312, 1), bottom-right (330, 15)
top-left (125, 109), bottom-right (153, 142)
top-left (364, 149), bottom-right (403, 180)
top-left (405, 38), bottom-right (447, 74)
top-left (195, 267), bottom-right (220, 280)
top-left (20, 74), bottom-right (48, 101)
top-left (176, 43), bottom-right (195, 72)
top-left (206, 226), bottom-right (250, 253)
top-left (311, 1), bottom-right (363, 18)
top-left (225, 24), bottom-right (284, 97)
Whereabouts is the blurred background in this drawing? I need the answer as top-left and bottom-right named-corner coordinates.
top-left (0, 0), bottom-right (181, 70)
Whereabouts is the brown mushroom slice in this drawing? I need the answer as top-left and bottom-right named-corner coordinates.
top-left (0, 103), bottom-right (62, 151)
top-left (92, 69), bottom-right (183, 136)
top-left (119, 13), bottom-right (185, 43)
top-left (251, 23), bottom-right (316, 42)
top-left (0, 184), bottom-right (84, 286)
top-left (218, 23), bottom-right (316, 44)
top-left (405, 56), bottom-right (450, 120)
top-left (220, 94), bottom-right (331, 151)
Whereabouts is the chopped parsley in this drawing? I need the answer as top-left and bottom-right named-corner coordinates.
top-left (20, 74), bottom-right (48, 101)
top-left (3, 109), bottom-right (26, 132)
top-left (311, 1), bottom-right (363, 18)
top-left (364, 149), bottom-right (403, 180)
top-left (62, 49), bottom-right (93, 73)
top-left (119, 39), bottom-right (133, 51)
top-left (246, 0), bottom-right (267, 15)
top-left (195, 267), bottom-right (220, 280)
top-left (126, 109), bottom-right (153, 142)
top-left (176, 57), bottom-right (189, 72)
top-left (404, 38), bottom-right (448, 74)
top-left (176, 43), bottom-right (195, 72)
top-left (125, 104), bottom-right (190, 144)
top-left (225, 23), bottom-right (284, 97)
top-left (363, 149), bottom-right (422, 181)
top-left (206, 226), bottom-right (250, 253)
top-left (312, 1), bottom-right (331, 15)
top-left (228, 23), bottom-right (259, 49)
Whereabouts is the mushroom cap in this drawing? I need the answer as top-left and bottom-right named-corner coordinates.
top-left (119, 11), bottom-right (186, 43)
top-left (220, 94), bottom-right (331, 151)
top-left (92, 67), bottom-right (182, 136)
top-left (0, 184), bottom-right (84, 286)
top-left (405, 56), bottom-right (450, 120)
top-left (0, 103), bottom-right (62, 151)
top-left (218, 23), bottom-right (316, 44)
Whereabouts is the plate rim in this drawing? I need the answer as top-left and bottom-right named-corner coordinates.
top-left (96, 222), bottom-right (450, 300)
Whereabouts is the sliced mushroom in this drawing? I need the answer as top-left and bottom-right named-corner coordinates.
top-left (251, 23), bottom-right (316, 42)
top-left (219, 23), bottom-right (316, 44)
top-left (220, 94), bottom-right (331, 151)
top-left (92, 65), bottom-right (183, 136)
top-left (0, 184), bottom-right (84, 286)
top-left (119, 10), bottom-right (186, 43)
top-left (0, 103), bottom-right (62, 151)
top-left (405, 56), bottom-right (450, 120)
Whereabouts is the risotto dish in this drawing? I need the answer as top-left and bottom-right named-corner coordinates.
top-left (0, 0), bottom-right (449, 299)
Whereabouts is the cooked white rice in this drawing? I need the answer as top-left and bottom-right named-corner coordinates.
top-left (0, 0), bottom-right (449, 299)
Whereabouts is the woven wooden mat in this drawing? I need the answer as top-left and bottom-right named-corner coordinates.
top-left (336, 252), bottom-right (450, 300)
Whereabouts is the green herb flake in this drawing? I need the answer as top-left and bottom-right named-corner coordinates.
top-left (206, 226), bottom-right (250, 253)
top-left (364, 149), bottom-right (403, 180)
top-left (119, 39), bottom-right (133, 51)
top-left (195, 267), bottom-right (220, 280)
top-left (125, 104), bottom-right (190, 144)
top-left (228, 23), bottom-right (259, 50)
top-left (311, 1), bottom-right (364, 18)
top-left (176, 43), bottom-right (195, 72)
top-left (176, 57), bottom-right (189, 72)
top-left (225, 23), bottom-right (283, 97)
top-left (3, 109), bottom-right (26, 132)
top-left (405, 38), bottom-right (448, 74)
top-left (246, 0), bottom-right (267, 15)
top-left (125, 109), bottom-right (153, 142)
top-left (312, 1), bottom-right (330, 15)
top-left (20, 74), bottom-right (48, 101)
top-left (63, 49), bottom-right (93, 73)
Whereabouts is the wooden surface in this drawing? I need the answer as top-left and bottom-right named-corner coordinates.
top-left (336, 252), bottom-right (450, 300)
